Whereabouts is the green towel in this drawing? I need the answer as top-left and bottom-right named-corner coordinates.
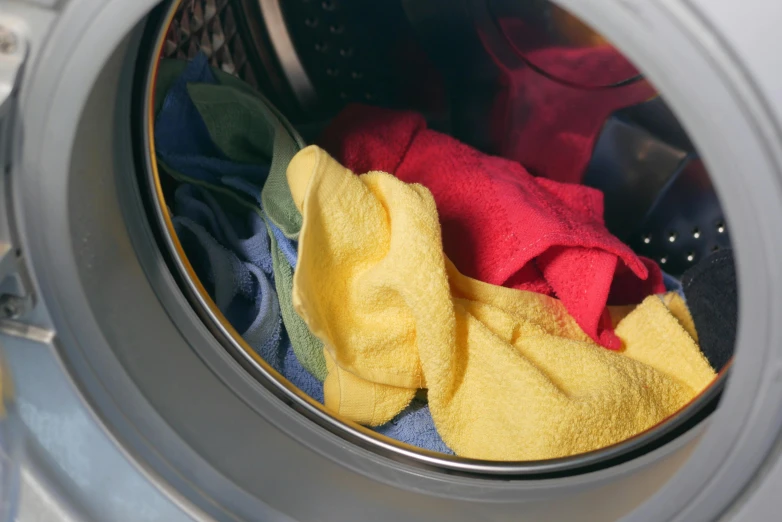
top-left (155, 59), bottom-right (327, 381)
top-left (186, 84), bottom-right (303, 239)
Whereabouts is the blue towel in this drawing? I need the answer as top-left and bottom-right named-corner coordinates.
top-left (278, 330), bottom-right (324, 403)
top-left (220, 176), bottom-right (299, 269)
top-left (172, 185), bottom-right (281, 358)
top-left (375, 400), bottom-right (453, 454)
top-left (174, 185), bottom-right (273, 274)
top-left (172, 185), bottom-right (324, 395)
top-left (158, 54), bottom-right (453, 455)
top-left (155, 52), bottom-right (299, 269)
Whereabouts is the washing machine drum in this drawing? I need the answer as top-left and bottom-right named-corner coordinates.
top-left (3, 0), bottom-right (782, 520)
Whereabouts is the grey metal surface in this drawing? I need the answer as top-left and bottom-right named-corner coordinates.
top-left (258, 0), bottom-right (316, 109)
top-left (163, 0), bottom-right (260, 88)
top-left (0, 0), bottom-right (58, 338)
top-left (2, 331), bottom-right (201, 522)
top-left (1, 0), bottom-right (781, 520)
top-left (585, 103), bottom-right (691, 241)
top-left (583, 97), bottom-right (733, 278)
top-left (631, 158), bottom-right (731, 275)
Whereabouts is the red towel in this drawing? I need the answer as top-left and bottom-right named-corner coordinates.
top-left (486, 19), bottom-right (656, 185)
top-left (318, 105), bottom-right (664, 349)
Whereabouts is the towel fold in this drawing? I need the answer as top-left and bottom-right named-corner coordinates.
top-left (374, 399), bottom-right (453, 455)
top-left (318, 105), bottom-right (664, 349)
top-left (172, 184), bottom-right (283, 364)
top-left (288, 145), bottom-right (716, 460)
top-left (154, 54), bottom-right (270, 187)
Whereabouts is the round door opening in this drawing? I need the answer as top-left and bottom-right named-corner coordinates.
top-left (135, 0), bottom-right (735, 475)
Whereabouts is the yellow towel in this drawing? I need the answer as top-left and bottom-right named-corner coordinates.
top-left (288, 145), bottom-right (716, 460)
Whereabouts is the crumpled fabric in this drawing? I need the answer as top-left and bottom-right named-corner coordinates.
top-left (155, 54), bottom-right (327, 381)
top-left (155, 56), bottom-right (453, 454)
top-left (318, 105), bottom-right (664, 349)
top-left (288, 145), bottom-right (716, 460)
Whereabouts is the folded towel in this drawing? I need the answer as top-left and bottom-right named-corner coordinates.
top-left (156, 57), bottom-right (452, 454)
top-left (682, 249), bottom-right (736, 371)
top-left (318, 105), bottom-right (664, 349)
top-left (155, 56), bottom-right (327, 381)
top-left (288, 145), bottom-right (716, 460)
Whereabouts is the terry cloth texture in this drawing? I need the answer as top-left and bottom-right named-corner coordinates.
top-left (155, 55), bottom-right (326, 380)
top-left (287, 145), bottom-right (715, 460)
top-left (317, 104), bottom-right (664, 349)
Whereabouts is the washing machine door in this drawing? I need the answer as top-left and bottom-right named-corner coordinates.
top-left (4, 0), bottom-right (782, 521)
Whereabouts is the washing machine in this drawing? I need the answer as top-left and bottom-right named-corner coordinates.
top-left (0, 0), bottom-right (780, 520)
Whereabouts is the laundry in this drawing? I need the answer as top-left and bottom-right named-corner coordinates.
top-left (171, 179), bottom-right (452, 453)
top-left (177, 178), bottom-right (451, 453)
top-left (155, 56), bottom-right (453, 454)
top-left (488, 18), bottom-right (657, 184)
top-left (171, 184), bottom-right (282, 365)
top-left (155, 55), bottom-right (327, 381)
top-left (318, 104), bottom-right (665, 349)
top-left (287, 144), bottom-right (716, 460)
top-left (374, 399), bottom-right (453, 455)
top-left (682, 249), bottom-right (736, 371)
top-left (154, 55), bottom-right (271, 188)
top-left (170, 183), bottom-right (323, 403)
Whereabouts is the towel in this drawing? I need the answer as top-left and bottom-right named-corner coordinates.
top-left (171, 178), bottom-right (452, 452)
top-left (170, 183), bottom-right (326, 401)
top-left (374, 399), bottom-right (453, 455)
top-left (156, 57), bottom-right (452, 453)
top-left (155, 55), bottom-right (303, 238)
top-left (155, 56), bottom-right (327, 381)
top-left (171, 184), bottom-right (283, 363)
top-left (154, 54), bottom-right (270, 187)
top-left (488, 18), bottom-right (657, 184)
top-left (278, 330), bottom-right (324, 404)
top-left (288, 145), bottom-right (716, 460)
top-left (318, 105), bottom-right (665, 349)
top-left (682, 249), bottom-right (736, 371)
